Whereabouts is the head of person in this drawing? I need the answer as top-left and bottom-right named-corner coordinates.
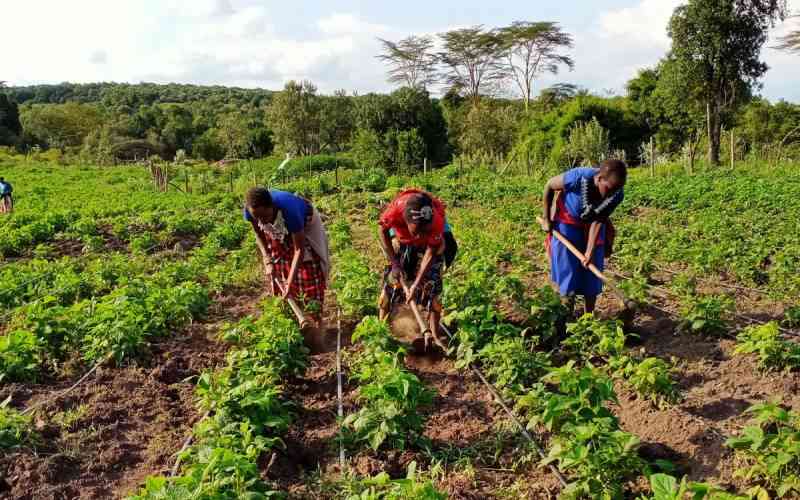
top-left (595, 159), bottom-right (627, 197)
top-left (403, 193), bottom-right (434, 238)
top-left (245, 187), bottom-right (276, 224)
top-left (0, 178), bottom-right (4, 183)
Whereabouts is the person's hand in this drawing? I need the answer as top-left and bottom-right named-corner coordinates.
top-left (405, 282), bottom-right (418, 304)
top-left (540, 217), bottom-right (553, 233)
top-left (581, 252), bottom-right (592, 268)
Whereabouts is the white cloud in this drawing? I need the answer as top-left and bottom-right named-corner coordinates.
top-left (599, 0), bottom-right (682, 47)
top-left (1, 0), bottom-right (798, 102)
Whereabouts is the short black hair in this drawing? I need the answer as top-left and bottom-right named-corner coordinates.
top-left (403, 193), bottom-right (434, 224)
top-left (599, 159), bottom-right (627, 185)
top-left (245, 187), bottom-right (272, 209)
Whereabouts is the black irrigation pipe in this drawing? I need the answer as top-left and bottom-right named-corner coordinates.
top-left (21, 353), bottom-right (113, 416)
top-left (171, 410), bottom-right (210, 477)
top-left (336, 308), bottom-right (346, 469)
top-left (438, 322), bottom-right (569, 488)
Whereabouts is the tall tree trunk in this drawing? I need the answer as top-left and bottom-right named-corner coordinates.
top-left (707, 99), bottom-right (721, 166)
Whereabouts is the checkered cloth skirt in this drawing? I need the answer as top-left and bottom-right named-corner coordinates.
top-left (268, 235), bottom-right (327, 306)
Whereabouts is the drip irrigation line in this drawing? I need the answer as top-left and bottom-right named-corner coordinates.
top-left (1, 270), bottom-right (54, 297)
top-left (171, 410), bottom-right (211, 476)
top-left (438, 322), bottom-right (569, 488)
top-left (336, 308), bottom-right (346, 469)
top-left (21, 353), bottom-right (112, 416)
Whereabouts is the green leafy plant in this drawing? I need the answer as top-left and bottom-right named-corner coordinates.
top-left (0, 397), bottom-right (39, 449)
top-left (345, 317), bottom-right (435, 451)
top-left (638, 473), bottom-right (748, 500)
top-left (611, 355), bottom-right (679, 407)
top-left (0, 330), bottom-right (42, 381)
top-left (343, 461), bottom-right (446, 500)
top-left (725, 401), bottom-right (800, 498)
top-left (563, 315), bottom-right (627, 362)
top-left (679, 294), bottom-right (734, 336)
top-left (734, 322), bottom-right (800, 372)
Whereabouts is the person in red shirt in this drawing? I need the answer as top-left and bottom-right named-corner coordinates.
top-left (378, 189), bottom-right (457, 347)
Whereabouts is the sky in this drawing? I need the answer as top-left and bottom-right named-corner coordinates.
top-left (3, 0), bottom-right (800, 101)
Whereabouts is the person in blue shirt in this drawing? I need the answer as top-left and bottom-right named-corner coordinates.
top-left (244, 187), bottom-right (330, 323)
top-left (0, 177), bottom-right (13, 214)
top-left (541, 160), bottom-right (627, 315)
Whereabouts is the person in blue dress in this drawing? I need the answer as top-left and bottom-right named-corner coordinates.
top-left (540, 160), bottom-right (627, 314)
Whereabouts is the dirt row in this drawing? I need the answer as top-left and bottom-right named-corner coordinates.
top-left (0, 289), bottom-right (261, 500)
top-left (3, 273), bottom-right (797, 499)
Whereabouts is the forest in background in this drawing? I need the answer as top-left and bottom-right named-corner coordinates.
top-left (0, 1), bottom-right (798, 173)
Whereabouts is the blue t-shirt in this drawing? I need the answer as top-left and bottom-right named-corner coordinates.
top-left (0, 182), bottom-right (10, 195)
top-left (243, 189), bottom-right (311, 233)
top-left (562, 167), bottom-right (623, 222)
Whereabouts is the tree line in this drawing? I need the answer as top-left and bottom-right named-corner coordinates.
top-left (1, 0), bottom-right (799, 170)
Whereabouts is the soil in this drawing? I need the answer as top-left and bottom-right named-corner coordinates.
top-left (268, 298), bottom-right (565, 500)
top-left (614, 300), bottom-right (800, 491)
top-left (0, 289), bottom-right (263, 500)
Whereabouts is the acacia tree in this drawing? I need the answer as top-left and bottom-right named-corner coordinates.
top-left (668, 0), bottom-right (787, 165)
top-left (376, 36), bottom-right (438, 89)
top-left (438, 26), bottom-right (505, 105)
top-left (498, 21), bottom-right (574, 112)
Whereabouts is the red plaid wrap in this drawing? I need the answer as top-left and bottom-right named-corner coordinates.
top-left (268, 235), bottom-right (326, 305)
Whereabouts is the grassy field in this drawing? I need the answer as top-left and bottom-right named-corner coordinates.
top-left (0, 158), bottom-right (798, 499)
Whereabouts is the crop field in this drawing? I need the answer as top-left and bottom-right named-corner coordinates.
top-left (1, 159), bottom-right (799, 500)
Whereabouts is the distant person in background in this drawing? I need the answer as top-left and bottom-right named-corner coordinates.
top-left (244, 187), bottom-right (330, 324)
top-left (378, 188), bottom-right (458, 348)
top-left (0, 177), bottom-right (13, 214)
top-left (541, 160), bottom-right (627, 315)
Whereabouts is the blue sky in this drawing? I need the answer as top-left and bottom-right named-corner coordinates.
top-left (5, 0), bottom-right (800, 101)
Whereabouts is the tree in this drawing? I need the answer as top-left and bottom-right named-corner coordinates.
top-left (458, 102), bottom-right (520, 157)
top-left (438, 26), bottom-right (505, 105)
top-left (21, 102), bottom-right (102, 150)
top-left (667, 0), bottom-right (787, 165)
top-left (376, 36), bottom-right (438, 89)
top-left (267, 80), bottom-right (321, 155)
top-left (217, 111), bottom-right (252, 159)
top-left (0, 87), bottom-right (22, 146)
top-left (320, 89), bottom-right (354, 152)
top-left (498, 21), bottom-right (574, 112)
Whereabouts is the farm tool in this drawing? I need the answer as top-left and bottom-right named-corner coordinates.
top-left (378, 243), bottom-right (447, 354)
top-left (272, 275), bottom-right (329, 352)
top-left (537, 216), bottom-right (638, 314)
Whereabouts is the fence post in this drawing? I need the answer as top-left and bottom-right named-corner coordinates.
top-left (424, 157), bottom-right (427, 175)
top-left (229, 171), bottom-right (233, 193)
top-left (650, 137), bottom-right (655, 177)
top-left (730, 129), bottom-right (735, 170)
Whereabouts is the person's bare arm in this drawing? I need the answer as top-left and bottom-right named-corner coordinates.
top-left (250, 220), bottom-right (275, 293)
top-left (541, 174), bottom-right (565, 232)
top-left (406, 240), bottom-right (444, 304)
top-left (283, 231), bottom-right (305, 298)
top-left (582, 221), bottom-right (602, 268)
